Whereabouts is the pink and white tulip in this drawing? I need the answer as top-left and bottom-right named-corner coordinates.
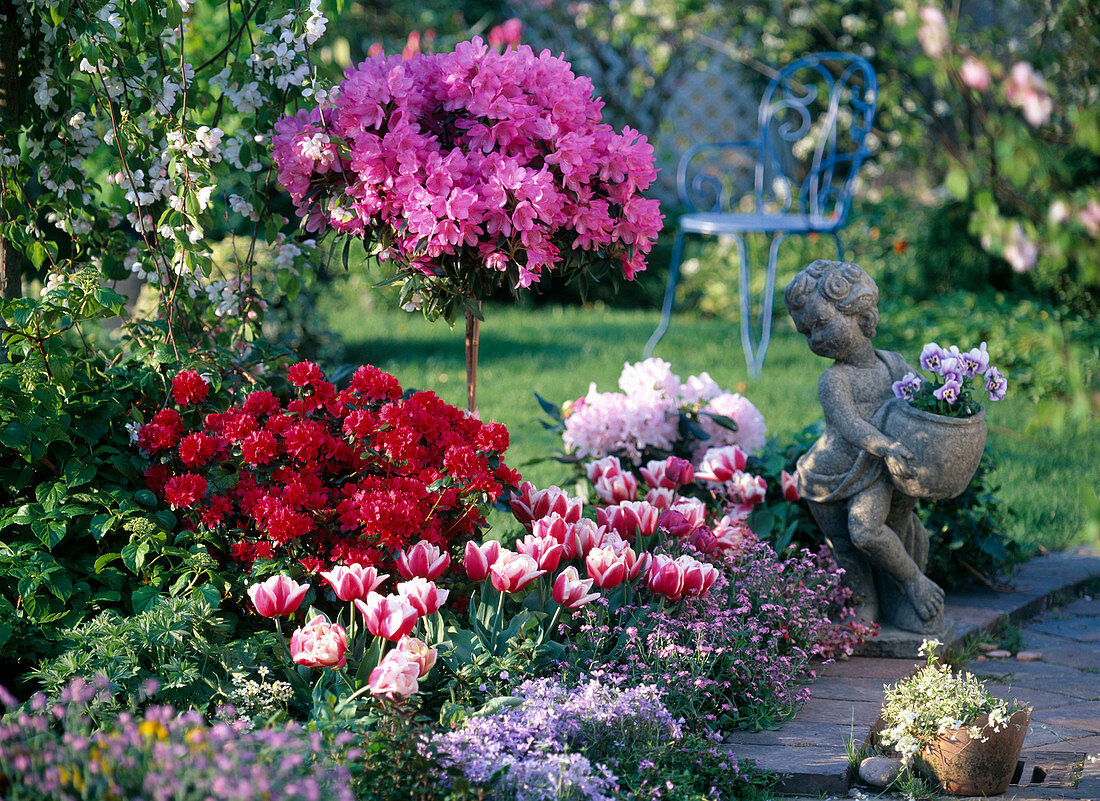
top-left (584, 455), bottom-right (624, 485)
top-left (677, 555), bottom-right (718, 597)
top-left (585, 546), bottom-right (630, 589)
top-left (694, 445), bottom-right (748, 483)
top-left (592, 471), bottom-right (638, 504)
top-left (489, 549), bottom-right (545, 593)
top-left (397, 577), bottom-right (449, 617)
top-left (597, 500), bottom-right (661, 541)
top-left (247, 575), bottom-right (309, 618)
top-left (647, 554), bottom-right (686, 601)
top-left (396, 540), bottom-right (450, 581)
top-left (368, 649), bottom-right (420, 698)
top-left (395, 635), bottom-right (437, 678)
top-left (290, 615), bottom-right (348, 668)
top-left (355, 591), bottom-right (420, 641)
top-left (639, 456), bottom-right (694, 490)
top-left (319, 563), bottom-right (388, 602)
top-left (510, 482), bottom-right (584, 529)
top-left (552, 566), bottom-right (600, 609)
top-left (516, 533), bottom-right (566, 573)
top-left (780, 470), bottom-right (801, 502)
top-left (463, 540), bottom-right (501, 582)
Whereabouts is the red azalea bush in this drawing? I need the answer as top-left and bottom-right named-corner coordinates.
top-left (138, 363), bottom-right (519, 575)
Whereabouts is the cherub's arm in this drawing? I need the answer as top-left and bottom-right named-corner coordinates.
top-left (818, 369), bottom-right (895, 457)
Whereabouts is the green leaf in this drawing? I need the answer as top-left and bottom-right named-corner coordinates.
top-left (134, 489), bottom-right (157, 507)
top-left (534, 392), bottom-right (563, 421)
top-left (945, 166), bottom-right (970, 200)
top-left (93, 553), bottom-right (121, 573)
top-left (121, 540), bottom-right (150, 573)
top-left (31, 519), bottom-right (66, 549)
top-left (131, 585), bottom-right (160, 613)
top-left (89, 514), bottom-right (115, 541)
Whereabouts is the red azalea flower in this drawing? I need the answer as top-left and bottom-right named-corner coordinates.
top-left (171, 370), bottom-right (209, 407)
top-left (242, 390), bottom-right (280, 416)
top-left (241, 429), bottom-right (278, 466)
top-left (348, 365), bottom-right (402, 402)
top-left (163, 473), bottom-right (208, 509)
top-left (178, 432), bottom-right (218, 467)
top-left (287, 360), bottom-right (324, 387)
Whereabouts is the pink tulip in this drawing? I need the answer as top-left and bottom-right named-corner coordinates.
top-left (658, 509), bottom-right (693, 538)
top-left (552, 566), bottom-right (600, 609)
top-left (354, 591), bottom-right (420, 641)
top-left (395, 635), bottom-right (437, 678)
top-left (397, 577), bottom-right (449, 617)
top-left (644, 487), bottom-right (675, 509)
top-left (368, 650), bottom-right (420, 698)
top-left (670, 497), bottom-right (707, 530)
top-left (677, 555), bottom-right (718, 597)
top-left (780, 470), bottom-right (800, 502)
top-left (489, 549), bottom-right (544, 593)
top-left (319, 563), bottom-right (388, 602)
top-left (639, 456), bottom-right (694, 490)
top-left (290, 615), bottom-right (348, 668)
top-left (509, 481), bottom-right (583, 530)
top-left (729, 472), bottom-right (767, 506)
top-left (694, 445), bottom-right (748, 483)
top-left (713, 515), bottom-right (757, 552)
top-left (463, 540), bottom-right (501, 582)
top-left (584, 455), bottom-right (623, 485)
top-left (247, 575), bottom-right (309, 618)
top-left (647, 554), bottom-right (685, 601)
top-left (396, 540), bottom-right (450, 580)
top-left (597, 500), bottom-right (661, 541)
top-left (593, 471), bottom-right (638, 504)
top-left (515, 533), bottom-right (565, 573)
top-left (688, 527), bottom-right (718, 555)
top-left (585, 546), bottom-right (629, 589)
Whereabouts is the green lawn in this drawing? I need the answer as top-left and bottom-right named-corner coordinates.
top-left (320, 285), bottom-right (1097, 553)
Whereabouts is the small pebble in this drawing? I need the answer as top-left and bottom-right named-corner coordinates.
top-left (978, 643), bottom-right (999, 652)
top-left (1016, 650), bottom-right (1042, 662)
top-left (986, 649), bottom-right (1012, 658)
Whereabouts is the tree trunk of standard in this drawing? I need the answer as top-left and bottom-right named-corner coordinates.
top-left (0, 0), bottom-right (23, 299)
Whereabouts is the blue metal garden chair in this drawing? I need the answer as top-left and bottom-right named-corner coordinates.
top-left (643, 53), bottom-right (878, 377)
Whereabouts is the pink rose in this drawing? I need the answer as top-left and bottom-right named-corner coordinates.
top-left (354, 592), bottom-right (419, 641)
top-left (368, 650), bottom-right (420, 698)
top-left (917, 6), bottom-right (949, 58)
top-left (290, 615), bottom-right (348, 669)
top-left (396, 540), bottom-right (450, 580)
top-left (397, 577), bottom-right (449, 617)
top-left (247, 575), bottom-right (309, 618)
top-left (319, 563), bottom-right (388, 602)
top-left (959, 57), bottom-right (991, 92)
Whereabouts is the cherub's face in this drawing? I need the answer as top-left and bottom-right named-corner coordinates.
top-left (791, 294), bottom-right (866, 361)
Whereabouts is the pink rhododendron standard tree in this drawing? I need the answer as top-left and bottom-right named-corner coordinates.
top-left (271, 39), bottom-right (663, 409)
top-left (139, 362), bottom-right (520, 579)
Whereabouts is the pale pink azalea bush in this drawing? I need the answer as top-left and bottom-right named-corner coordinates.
top-left (272, 39), bottom-right (663, 318)
top-left (559, 358), bottom-right (767, 464)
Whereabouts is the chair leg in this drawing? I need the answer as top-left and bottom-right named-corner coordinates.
top-left (643, 230), bottom-right (688, 359)
top-left (733, 233), bottom-right (757, 376)
top-left (832, 232), bottom-right (844, 260)
top-left (749, 232), bottom-right (786, 378)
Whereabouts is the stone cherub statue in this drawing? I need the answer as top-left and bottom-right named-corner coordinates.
top-left (784, 260), bottom-right (945, 634)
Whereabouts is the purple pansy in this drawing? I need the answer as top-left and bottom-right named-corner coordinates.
top-left (892, 372), bottom-right (923, 401)
top-left (933, 377), bottom-right (963, 404)
top-left (985, 367), bottom-right (1007, 401)
top-left (960, 342), bottom-right (990, 376)
top-left (919, 342), bottom-right (947, 372)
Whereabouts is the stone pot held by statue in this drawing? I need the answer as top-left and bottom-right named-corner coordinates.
top-left (914, 709), bottom-right (1030, 796)
top-left (881, 399), bottom-right (987, 501)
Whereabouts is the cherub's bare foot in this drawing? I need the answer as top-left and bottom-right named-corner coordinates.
top-left (902, 574), bottom-right (945, 621)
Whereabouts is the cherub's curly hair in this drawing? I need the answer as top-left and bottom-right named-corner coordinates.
top-left (784, 260), bottom-right (879, 338)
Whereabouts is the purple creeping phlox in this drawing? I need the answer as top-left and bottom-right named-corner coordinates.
top-left (431, 677), bottom-right (683, 800)
top-left (563, 540), bottom-right (874, 731)
top-left (0, 675), bottom-right (356, 801)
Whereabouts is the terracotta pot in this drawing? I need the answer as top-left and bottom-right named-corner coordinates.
top-left (914, 709), bottom-right (1030, 796)
top-left (880, 399), bottom-right (987, 501)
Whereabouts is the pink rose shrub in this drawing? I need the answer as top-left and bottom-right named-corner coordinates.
top-left (138, 362), bottom-right (519, 576)
top-left (271, 39), bottom-right (662, 318)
